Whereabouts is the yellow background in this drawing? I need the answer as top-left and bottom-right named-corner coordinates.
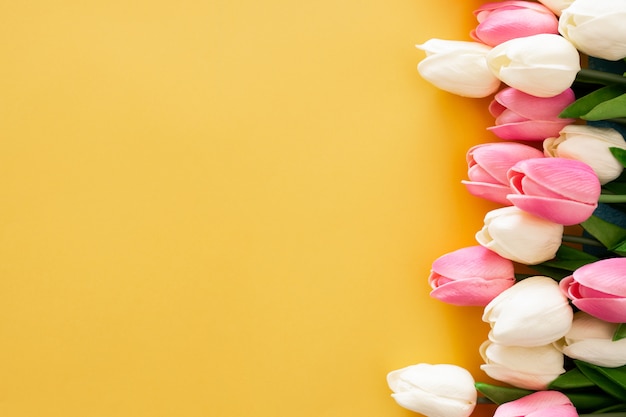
top-left (0, 1), bottom-right (500, 416)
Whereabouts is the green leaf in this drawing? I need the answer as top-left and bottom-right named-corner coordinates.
top-left (549, 367), bottom-right (622, 413)
top-left (567, 391), bottom-right (624, 414)
top-left (560, 85), bottom-right (626, 119)
top-left (611, 242), bottom-right (626, 256)
top-left (576, 361), bottom-right (626, 400)
top-left (575, 69), bottom-right (626, 87)
top-left (614, 323), bottom-right (626, 341)
top-left (549, 367), bottom-right (595, 390)
top-left (603, 181), bottom-right (626, 196)
top-left (580, 215), bottom-right (626, 251)
top-left (478, 376), bottom-right (622, 413)
top-left (540, 245), bottom-right (598, 271)
top-left (554, 244), bottom-right (600, 261)
top-left (583, 93), bottom-right (626, 121)
top-left (474, 382), bottom-right (533, 404)
top-left (587, 404), bottom-right (626, 414)
top-left (611, 147), bottom-right (626, 169)
top-left (540, 259), bottom-right (595, 271)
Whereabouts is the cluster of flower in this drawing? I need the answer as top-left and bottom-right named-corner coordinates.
top-left (387, 1), bottom-right (626, 417)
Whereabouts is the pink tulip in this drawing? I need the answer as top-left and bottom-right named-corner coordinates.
top-left (560, 258), bottom-right (626, 323)
top-left (462, 143), bottom-right (544, 205)
top-left (471, 1), bottom-right (559, 47)
top-left (493, 391), bottom-right (577, 417)
top-left (507, 158), bottom-right (600, 226)
top-left (429, 246), bottom-right (515, 306)
top-left (488, 88), bottom-right (575, 141)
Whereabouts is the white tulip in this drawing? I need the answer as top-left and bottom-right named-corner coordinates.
top-left (554, 312), bottom-right (626, 368)
top-left (476, 207), bottom-right (563, 265)
top-left (544, 125), bottom-right (626, 184)
top-left (486, 34), bottom-right (580, 98)
top-left (480, 340), bottom-right (565, 390)
top-left (416, 39), bottom-right (501, 98)
top-left (537, 0), bottom-right (574, 16)
top-left (559, 0), bottom-right (626, 61)
top-left (483, 276), bottom-right (573, 347)
top-left (387, 363), bottom-right (477, 417)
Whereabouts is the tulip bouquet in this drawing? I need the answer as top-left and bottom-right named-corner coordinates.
top-left (387, 1), bottom-right (626, 417)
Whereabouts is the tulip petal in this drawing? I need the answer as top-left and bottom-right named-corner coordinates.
top-left (430, 277), bottom-right (515, 306)
top-left (480, 364), bottom-right (558, 390)
top-left (494, 109), bottom-right (528, 125)
top-left (493, 88), bottom-right (575, 120)
top-left (430, 245), bottom-right (514, 280)
top-left (509, 158), bottom-right (600, 204)
top-left (560, 125), bottom-right (626, 147)
top-left (416, 40), bottom-right (500, 98)
top-left (559, 3), bottom-right (626, 61)
top-left (561, 338), bottom-right (626, 368)
top-left (565, 312), bottom-right (616, 339)
top-left (477, 207), bottom-right (563, 265)
top-left (488, 99), bottom-right (506, 118)
top-left (572, 258), bottom-right (626, 296)
top-left (417, 39), bottom-right (493, 55)
top-left (470, 143), bottom-right (544, 184)
top-left (506, 194), bottom-right (597, 226)
top-left (578, 286), bottom-right (620, 300)
top-left (481, 341), bottom-right (565, 373)
top-left (483, 277), bottom-right (573, 346)
top-left (573, 298), bottom-right (626, 323)
top-left (488, 43), bottom-right (580, 95)
top-left (468, 164), bottom-right (500, 183)
top-left (472, 7), bottom-right (558, 47)
top-left (493, 391), bottom-right (576, 417)
top-left (560, 259), bottom-right (626, 323)
top-left (391, 391), bottom-right (475, 417)
top-left (387, 364), bottom-right (476, 401)
top-left (537, 0), bottom-right (574, 16)
top-left (514, 175), bottom-right (567, 199)
top-left (462, 181), bottom-right (512, 205)
top-left (544, 130), bottom-right (626, 184)
top-left (492, 64), bottom-right (578, 98)
top-left (488, 120), bottom-right (573, 141)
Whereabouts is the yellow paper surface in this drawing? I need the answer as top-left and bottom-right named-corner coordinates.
top-left (0, 1), bottom-right (499, 416)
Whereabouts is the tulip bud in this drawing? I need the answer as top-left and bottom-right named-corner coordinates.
top-left (387, 363), bottom-right (477, 417)
top-left (486, 34), bottom-right (580, 98)
top-left (507, 157), bottom-right (601, 226)
top-left (416, 39), bottom-right (501, 98)
top-left (488, 87), bottom-right (575, 141)
top-left (560, 257), bottom-right (626, 323)
top-left (428, 246), bottom-right (515, 306)
top-left (480, 340), bottom-right (565, 390)
top-left (544, 125), bottom-right (626, 185)
top-left (554, 311), bottom-right (626, 368)
top-left (476, 207), bottom-right (563, 265)
top-left (471, 1), bottom-right (558, 47)
top-left (493, 391), bottom-right (577, 417)
top-left (559, 0), bottom-right (626, 61)
top-left (536, 0), bottom-right (575, 16)
top-left (462, 142), bottom-right (544, 205)
top-left (483, 276), bottom-right (573, 347)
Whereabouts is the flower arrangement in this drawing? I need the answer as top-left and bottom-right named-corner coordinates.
top-left (387, 1), bottom-right (626, 417)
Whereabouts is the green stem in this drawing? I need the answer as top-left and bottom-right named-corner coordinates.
top-left (598, 194), bottom-right (626, 203)
top-left (576, 68), bottom-right (626, 86)
top-left (562, 234), bottom-right (604, 247)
